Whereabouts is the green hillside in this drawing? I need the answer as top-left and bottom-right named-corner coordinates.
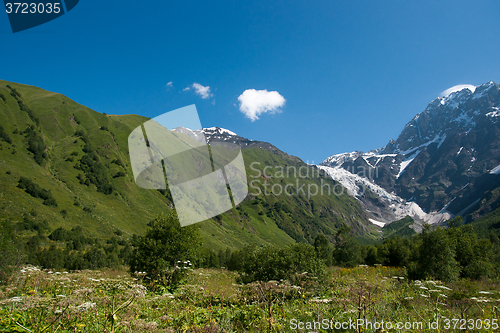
top-left (470, 205), bottom-right (500, 239)
top-left (382, 216), bottom-right (416, 239)
top-left (0, 80), bottom-right (372, 251)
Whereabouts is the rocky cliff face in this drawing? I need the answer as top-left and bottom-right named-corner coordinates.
top-left (321, 82), bottom-right (500, 224)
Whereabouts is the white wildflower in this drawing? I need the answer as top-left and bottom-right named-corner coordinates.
top-left (127, 284), bottom-right (147, 298)
top-left (75, 302), bottom-right (96, 312)
top-left (437, 285), bottom-right (452, 290)
top-left (7, 297), bottom-right (23, 303)
top-left (311, 298), bottom-right (331, 303)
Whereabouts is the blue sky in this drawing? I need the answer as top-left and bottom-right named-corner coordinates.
top-left (1, 0), bottom-right (499, 163)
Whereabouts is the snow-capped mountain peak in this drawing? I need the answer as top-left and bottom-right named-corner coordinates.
top-left (439, 84), bottom-right (476, 98)
top-left (203, 127), bottom-right (237, 136)
top-left (319, 81), bottom-right (500, 229)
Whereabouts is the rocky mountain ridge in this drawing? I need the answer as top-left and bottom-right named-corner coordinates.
top-left (320, 81), bottom-right (500, 228)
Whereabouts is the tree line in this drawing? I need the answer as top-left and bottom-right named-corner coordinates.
top-left (1, 212), bottom-right (499, 288)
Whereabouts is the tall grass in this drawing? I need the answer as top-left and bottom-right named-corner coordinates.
top-left (1, 265), bottom-right (499, 332)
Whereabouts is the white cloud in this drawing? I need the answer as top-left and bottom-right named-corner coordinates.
top-left (439, 84), bottom-right (476, 98)
top-left (184, 82), bottom-right (213, 99)
top-left (166, 81), bottom-right (173, 91)
top-left (237, 89), bottom-right (286, 121)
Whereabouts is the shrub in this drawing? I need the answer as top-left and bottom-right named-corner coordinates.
top-left (233, 243), bottom-right (327, 285)
top-left (111, 158), bottom-right (124, 167)
top-left (73, 114), bottom-right (81, 124)
top-left (74, 129), bottom-right (85, 137)
top-left (77, 153), bottom-right (113, 194)
top-left (17, 216), bottom-right (48, 232)
top-left (377, 236), bottom-right (411, 267)
top-left (129, 212), bottom-right (201, 291)
top-left (49, 227), bottom-right (69, 241)
top-left (332, 225), bottom-right (362, 267)
top-left (314, 233), bottom-right (333, 266)
top-left (448, 221), bottom-right (495, 279)
top-left (76, 139), bottom-right (114, 194)
top-left (413, 226), bottom-right (460, 282)
top-left (15, 96), bottom-right (39, 125)
top-left (7, 86), bottom-right (21, 98)
top-left (0, 219), bottom-right (24, 284)
top-left (0, 125), bottom-right (12, 144)
top-left (84, 246), bottom-right (108, 269)
top-left (17, 177), bottom-right (57, 207)
top-left (24, 126), bottom-right (47, 165)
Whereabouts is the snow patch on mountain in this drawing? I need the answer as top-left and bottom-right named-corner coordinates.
top-left (318, 165), bottom-right (446, 225)
top-left (396, 150), bottom-right (420, 178)
top-left (397, 133), bottom-right (445, 155)
top-left (362, 152), bottom-right (397, 168)
top-left (437, 134), bottom-right (447, 148)
top-left (454, 112), bottom-right (476, 128)
top-left (321, 151), bottom-right (363, 168)
top-left (317, 165), bottom-right (369, 197)
top-left (490, 163), bottom-right (500, 175)
top-left (472, 81), bottom-right (495, 100)
top-left (369, 219), bottom-right (385, 227)
top-left (204, 127), bottom-right (237, 136)
top-left (171, 126), bottom-right (207, 143)
top-left (486, 107), bottom-right (500, 118)
top-left (171, 126), bottom-right (240, 143)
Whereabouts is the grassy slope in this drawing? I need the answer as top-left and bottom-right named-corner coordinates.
top-left (0, 80), bottom-right (372, 250)
top-left (470, 205), bottom-right (500, 238)
top-left (382, 216), bottom-right (416, 239)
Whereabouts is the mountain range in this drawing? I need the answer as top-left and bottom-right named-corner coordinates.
top-left (1, 79), bottom-right (499, 249)
top-left (320, 81), bottom-right (500, 231)
top-left (0, 80), bottom-right (372, 251)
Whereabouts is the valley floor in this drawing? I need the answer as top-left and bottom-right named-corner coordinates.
top-left (1, 266), bottom-right (499, 332)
